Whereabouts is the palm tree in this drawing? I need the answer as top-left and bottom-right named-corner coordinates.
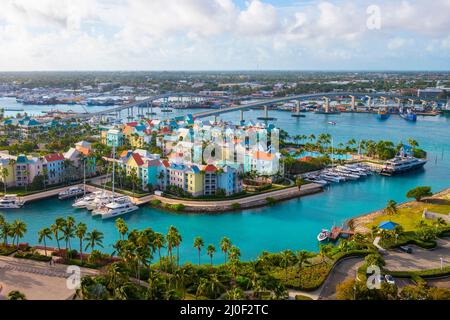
top-left (76, 223), bottom-right (87, 262)
top-left (193, 236), bottom-right (204, 265)
top-left (295, 250), bottom-right (310, 286)
top-left (115, 218), bottom-right (128, 240)
top-left (0, 214), bottom-right (8, 246)
top-left (11, 220), bottom-right (27, 248)
top-left (384, 200), bottom-right (397, 215)
top-left (319, 244), bottom-right (333, 263)
top-left (1, 167), bottom-right (9, 195)
top-left (220, 237), bottom-right (231, 265)
top-left (62, 216), bottom-right (76, 251)
top-left (407, 138), bottom-right (419, 148)
top-left (153, 232), bottom-right (166, 270)
top-left (280, 250), bottom-right (294, 281)
top-left (84, 229), bottom-right (104, 252)
top-left (38, 227), bottom-right (52, 256)
top-left (171, 227), bottom-right (182, 267)
top-left (23, 169), bottom-right (30, 192)
top-left (228, 245), bottom-right (241, 279)
top-left (207, 244), bottom-right (216, 266)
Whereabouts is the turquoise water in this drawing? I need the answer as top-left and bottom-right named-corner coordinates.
top-left (1, 104), bottom-right (450, 264)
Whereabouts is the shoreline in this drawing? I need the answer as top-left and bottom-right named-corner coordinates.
top-left (347, 187), bottom-right (450, 234)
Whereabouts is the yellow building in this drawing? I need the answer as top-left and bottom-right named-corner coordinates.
top-left (186, 165), bottom-right (204, 197)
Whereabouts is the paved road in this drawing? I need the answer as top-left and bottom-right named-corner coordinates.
top-left (318, 257), bottom-right (364, 300)
top-left (0, 256), bottom-right (99, 300)
top-left (384, 238), bottom-right (450, 271)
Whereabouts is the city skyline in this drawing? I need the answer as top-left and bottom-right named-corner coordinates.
top-left (0, 0), bottom-right (450, 71)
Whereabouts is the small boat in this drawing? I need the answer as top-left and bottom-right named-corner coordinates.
top-left (317, 229), bottom-right (331, 242)
top-left (376, 109), bottom-right (390, 120)
top-left (0, 195), bottom-right (25, 209)
top-left (72, 191), bottom-right (102, 209)
top-left (399, 108), bottom-right (417, 122)
top-left (58, 187), bottom-right (85, 200)
top-left (327, 121), bottom-right (337, 125)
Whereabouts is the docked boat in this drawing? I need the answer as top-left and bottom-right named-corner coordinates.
top-left (92, 197), bottom-right (139, 219)
top-left (58, 187), bottom-right (85, 200)
top-left (380, 156), bottom-right (427, 176)
top-left (317, 229), bottom-right (331, 242)
top-left (327, 121), bottom-right (337, 125)
top-left (376, 109), bottom-right (390, 120)
top-left (72, 191), bottom-right (103, 209)
top-left (319, 173), bottom-right (343, 183)
top-left (0, 195), bottom-right (25, 209)
top-left (304, 176), bottom-right (329, 186)
top-left (399, 108), bottom-right (417, 122)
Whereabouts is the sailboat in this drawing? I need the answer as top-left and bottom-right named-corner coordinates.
top-left (91, 145), bottom-right (138, 219)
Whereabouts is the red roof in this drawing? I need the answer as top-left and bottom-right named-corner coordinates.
top-left (126, 122), bottom-right (138, 127)
top-left (204, 164), bottom-right (217, 172)
top-left (131, 153), bottom-right (144, 166)
top-left (44, 153), bottom-right (65, 162)
top-left (161, 160), bottom-right (170, 168)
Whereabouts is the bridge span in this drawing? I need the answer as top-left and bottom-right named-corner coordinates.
top-left (64, 91), bottom-right (436, 122)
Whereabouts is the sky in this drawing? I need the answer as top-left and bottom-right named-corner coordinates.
top-left (0, 0), bottom-right (449, 71)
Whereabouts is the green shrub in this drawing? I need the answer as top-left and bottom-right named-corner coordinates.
top-left (14, 252), bottom-right (52, 262)
top-left (149, 199), bottom-right (162, 207)
top-left (231, 203), bottom-right (241, 210)
top-left (170, 203), bottom-right (185, 211)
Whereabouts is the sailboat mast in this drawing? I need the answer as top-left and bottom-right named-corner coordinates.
top-left (112, 145), bottom-right (115, 200)
top-left (83, 157), bottom-right (86, 196)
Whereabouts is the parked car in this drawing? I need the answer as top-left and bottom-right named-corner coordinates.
top-left (385, 274), bottom-right (396, 285)
top-left (399, 246), bottom-right (413, 254)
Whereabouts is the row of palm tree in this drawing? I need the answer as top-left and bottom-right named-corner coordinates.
top-left (0, 215), bottom-right (27, 248)
top-left (38, 217), bottom-right (104, 261)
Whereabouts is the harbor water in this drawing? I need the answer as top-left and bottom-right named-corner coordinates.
top-left (1, 98), bottom-right (450, 263)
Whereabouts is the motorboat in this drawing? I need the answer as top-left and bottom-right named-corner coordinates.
top-left (304, 176), bottom-right (329, 186)
top-left (317, 229), bottom-right (331, 242)
top-left (91, 196), bottom-right (130, 215)
top-left (319, 174), bottom-right (342, 183)
top-left (72, 191), bottom-right (102, 209)
top-left (58, 187), bottom-right (85, 200)
top-left (0, 195), bottom-right (25, 209)
top-left (92, 197), bottom-right (139, 219)
top-left (327, 121), bottom-right (337, 125)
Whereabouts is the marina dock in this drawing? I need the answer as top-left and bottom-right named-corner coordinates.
top-left (329, 226), bottom-right (355, 241)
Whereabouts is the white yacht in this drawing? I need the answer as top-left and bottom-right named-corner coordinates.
top-left (58, 186), bottom-right (85, 200)
top-left (86, 192), bottom-right (114, 211)
top-left (72, 191), bottom-right (103, 209)
top-left (0, 195), bottom-right (25, 209)
top-left (381, 156), bottom-right (427, 176)
top-left (92, 197), bottom-right (139, 219)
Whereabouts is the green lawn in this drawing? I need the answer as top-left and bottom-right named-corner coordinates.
top-left (367, 196), bottom-right (450, 232)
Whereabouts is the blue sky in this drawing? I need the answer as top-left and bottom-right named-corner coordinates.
top-left (0, 0), bottom-right (449, 71)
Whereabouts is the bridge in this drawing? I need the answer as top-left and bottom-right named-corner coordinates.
top-left (191, 91), bottom-right (437, 119)
top-left (64, 91), bottom-right (438, 122)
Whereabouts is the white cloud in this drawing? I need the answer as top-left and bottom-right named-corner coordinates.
top-left (0, 0), bottom-right (449, 70)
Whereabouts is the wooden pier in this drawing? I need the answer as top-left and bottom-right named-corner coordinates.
top-left (329, 226), bottom-right (355, 241)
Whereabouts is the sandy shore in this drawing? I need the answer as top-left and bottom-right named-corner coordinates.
top-left (348, 188), bottom-right (450, 234)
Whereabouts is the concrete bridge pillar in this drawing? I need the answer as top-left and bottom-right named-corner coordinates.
top-left (349, 95), bottom-right (356, 111)
top-left (264, 105), bottom-right (268, 118)
top-left (240, 110), bottom-right (244, 124)
top-left (323, 97), bottom-right (330, 113)
top-left (367, 96), bottom-right (372, 110)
